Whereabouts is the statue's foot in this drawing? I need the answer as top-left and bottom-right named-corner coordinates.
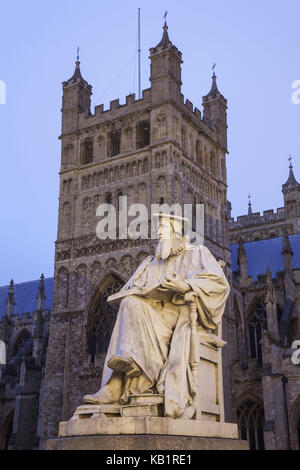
top-left (83, 386), bottom-right (117, 405)
top-left (107, 355), bottom-right (142, 378)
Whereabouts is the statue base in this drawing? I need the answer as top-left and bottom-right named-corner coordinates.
top-left (47, 433), bottom-right (248, 450)
top-left (46, 416), bottom-right (248, 450)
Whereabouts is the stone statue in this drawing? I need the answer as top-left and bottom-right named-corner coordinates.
top-left (83, 214), bottom-right (230, 420)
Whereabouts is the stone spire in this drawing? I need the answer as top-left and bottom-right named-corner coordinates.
top-left (282, 231), bottom-right (293, 260)
top-left (64, 55), bottom-right (87, 86)
top-left (265, 268), bottom-right (279, 341)
top-left (154, 23), bottom-right (171, 49)
top-left (265, 268), bottom-right (277, 305)
top-left (203, 66), bottom-right (225, 102)
top-left (248, 194), bottom-right (252, 217)
top-left (237, 237), bottom-right (248, 281)
top-left (5, 279), bottom-right (15, 318)
top-left (282, 158), bottom-right (300, 218)
top-left (64, 47), bottom-right (86, 85)
top-left (36, 274), bottom-right (46, 311)
top-left (70, 60), bottom-right (83, 82)
top-left (282, 158), bottom-right (300, 191)
top-left (206, 70), bottom-right (220, 99)
top-left (281, 231), bottom-right (296, 300)
top-left (150, 22), bottom-right (180, 55)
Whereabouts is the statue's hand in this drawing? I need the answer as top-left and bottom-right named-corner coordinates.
top-left (159, 273), bottom-right (190, 294)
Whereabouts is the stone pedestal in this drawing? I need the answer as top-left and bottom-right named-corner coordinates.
top-left (47, 433), bottom-right (248, 450)
top-left (46, 415), bottom-right (248, 450)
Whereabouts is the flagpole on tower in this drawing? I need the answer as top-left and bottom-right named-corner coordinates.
top-left (138, 8), bottom-right (141, 99)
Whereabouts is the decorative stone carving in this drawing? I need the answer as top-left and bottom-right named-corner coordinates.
top-left (120, 255), bottom-right (133, 278)
top-left (56, 267), bottom-right (69, 309)
top-left (90, 262), bottom-right (102, 286)
top-left (61, 202), bottom-right (72, 238)
top-left (75, 264), bottom-right (88, 308)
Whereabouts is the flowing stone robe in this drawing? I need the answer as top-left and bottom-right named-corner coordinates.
top-left (101, 244), bottom-right (230, 419)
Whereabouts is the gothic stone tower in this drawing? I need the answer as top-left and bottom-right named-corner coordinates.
top-left (42, 25), bottom-right (232, 442)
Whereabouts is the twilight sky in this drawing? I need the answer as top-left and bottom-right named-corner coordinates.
top-left (0, 0), bottom-right (299, 285)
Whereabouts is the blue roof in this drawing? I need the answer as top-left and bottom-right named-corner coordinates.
top-left (231, 234), bottom-right (300, 281)
top-left (0, 277), bottom-right (54, 320)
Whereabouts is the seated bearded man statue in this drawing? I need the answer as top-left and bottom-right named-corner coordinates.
top-left (83, 214), bottom-right (230, 419)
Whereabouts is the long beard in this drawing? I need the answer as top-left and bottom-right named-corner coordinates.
top-left (155, 238), bottom-right (173, 261)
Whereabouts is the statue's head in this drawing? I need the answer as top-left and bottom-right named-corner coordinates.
top-left (153, 214), bottom-right (189, 260)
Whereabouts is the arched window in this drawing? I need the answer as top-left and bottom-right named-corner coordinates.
top-left (87, 275), bottom-right (124, 364)
top-left (108, 131), bottom-right (121, 157)
top-left (155, 175), bottom-right (167, 205)
top-left (210, 151), bottom-right (216, 174)
top-left (181, 127), bottom-right (187, 153)
top-left (81, 138), bottom-right (93, 164)
top-left (237, 399), bottom-right (265, 450)
top-left (248, 301), bottom-right (266, 366)
top-left (62, 201), bottom-right (72, 238)
top-left (196, 140), bottom-right (203, 165)
top-left (136, 120), bottom-right (150, 149)
top-left (82, 197), bottom-right (92, 227)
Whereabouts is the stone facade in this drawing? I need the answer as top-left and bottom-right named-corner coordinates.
top-left (229, 169), bottom-right (300, 450)
top-left (0, 24), bottom-right (300, 451)
top-left (0, 277), bottom-right (51, 449)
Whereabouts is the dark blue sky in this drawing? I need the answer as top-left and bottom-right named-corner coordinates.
top-left (0, 0), bottom-right (299, 285)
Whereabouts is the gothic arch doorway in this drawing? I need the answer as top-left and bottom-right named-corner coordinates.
top-left (86, 273), bottom-right (124, 363)
top-left (0, 409), bottom-right (14, 450)
top-left (237, 397), bottom-right (265, 450)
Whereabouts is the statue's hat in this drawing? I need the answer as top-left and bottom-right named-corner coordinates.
top-left (153, 213), bottom-right (189, 235)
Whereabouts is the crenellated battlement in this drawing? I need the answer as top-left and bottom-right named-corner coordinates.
top-left (230, 207), bottom-right (286, 228)
top-left (183, 98), bottom-right (202, 120)
top-left (76, 88), bottom-right (151, 130)
top-left (75, 88), bottom-right (210, 140)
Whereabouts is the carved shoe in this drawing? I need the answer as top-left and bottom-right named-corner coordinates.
top-left (83, 385), bottom-right (117, 404)
top-left (107, 355), bottom-right (142, 378)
